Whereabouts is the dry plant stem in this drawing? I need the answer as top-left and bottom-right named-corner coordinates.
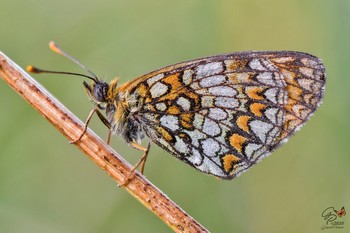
top-left (0, 51), bottom-right (209, 233)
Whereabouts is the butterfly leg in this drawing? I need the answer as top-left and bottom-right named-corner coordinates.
top-left (96, 110), bottom-right (112, 144)
top-left (70, 107), bottom-right (110, 144)
top-left (118, 141), bottom-right (151, 187)
top-left (106, 130), bottom-right (112, 145)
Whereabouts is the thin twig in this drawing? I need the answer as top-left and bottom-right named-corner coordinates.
top-left (0, 51), bottom-right (209, 233)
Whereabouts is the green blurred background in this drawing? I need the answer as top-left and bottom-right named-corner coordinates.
top-left (0, 0), bottom-right (348, 232)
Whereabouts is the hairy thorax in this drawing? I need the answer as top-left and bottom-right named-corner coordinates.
top-left (105, 79), bottom-right (145, 144)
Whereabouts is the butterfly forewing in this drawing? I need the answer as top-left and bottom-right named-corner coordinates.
top-left (121, 51), bottom-right (325, 179)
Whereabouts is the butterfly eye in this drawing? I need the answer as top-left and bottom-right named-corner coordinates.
top-left (93, 82), bottom-right (109, 102)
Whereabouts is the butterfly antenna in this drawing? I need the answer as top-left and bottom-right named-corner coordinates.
top-left (26, 65), bottom-right (98, 82)
top-left (49, 41), bottom-right (99, 83)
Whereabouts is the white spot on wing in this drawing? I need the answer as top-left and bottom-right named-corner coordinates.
top-left (193, 113), bottom-right (204, 129)
top-left (299, 67), bottom-right (314, 77)
top-left (264, 108), bottom-right (278, 124)
top-left (256, 72), bottom-right (274, 85)
top-left (202, 118), bottom-right (220, 136)
top-left (174, 136), bottom-right (189, 154)
top-left (292, 105), bottom-right (310, 119)
top-left (182, 69), bottom-right (193, 85)
top-left (197, 157), bottom-right (225, 177)
top-left (147, 74), bottom-right (164, 86)
top-left (187, 148), bottom-right (203, 165)
top-left (297, 78), bottom-right (313, 91)
top-left (249, 120), bottom-right (274, 143)
top-left (245, 143), bottom-right (263, 159)
top-left (201, 138), bottom-right (220, 157)
top-left (176, 97), bottom-right (191, 111)
top-left (208, 108), bottom-right (228, 120)
top-left (160, 115), bottom-right (179, 131)
top-left (264, 87), bottom-right (278, 103)
top-left (249, 59), bottom-right (265, 71)
top-left (190, 82), bottom-right (200, 90)
top-left (196, 62), bottom-right (223, 78)
top-left (155, 103), bottom-right (167, 111)
top-left (150, 82), bottom-right (168, 98)
top-left (184, 129), bottom-right (206, 147)
top-left (199, 75), bottom-right (226, 87)
top-left (301, 58), bottom-right (319, 67)
top-left (215, 97), bottom-right (239, 108)
top-left (208, 86), bottom-right (237, 97)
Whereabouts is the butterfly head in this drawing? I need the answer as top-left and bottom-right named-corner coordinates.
top-left (83, 80), bottom-right (110, 109)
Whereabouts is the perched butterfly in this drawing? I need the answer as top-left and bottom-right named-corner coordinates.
top-left (335, 207), bottom-right (346, 218)
top-left (28, 42), bottom-right (326, 180)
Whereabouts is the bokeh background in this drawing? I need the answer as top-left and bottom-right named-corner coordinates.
top-left (0, 1), bottom-right (349, 232)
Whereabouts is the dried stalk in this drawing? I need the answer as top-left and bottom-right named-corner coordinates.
top-left (0, 51), bottom-right (209, 233)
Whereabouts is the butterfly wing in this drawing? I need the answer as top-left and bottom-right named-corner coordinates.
top-left (127, 51), bottom-right (325, 179)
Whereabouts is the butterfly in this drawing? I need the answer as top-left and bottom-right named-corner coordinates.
top-left (28, 42), bottom-right (326, 181)
top-left (335, 207), bottom-right (346, 218)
